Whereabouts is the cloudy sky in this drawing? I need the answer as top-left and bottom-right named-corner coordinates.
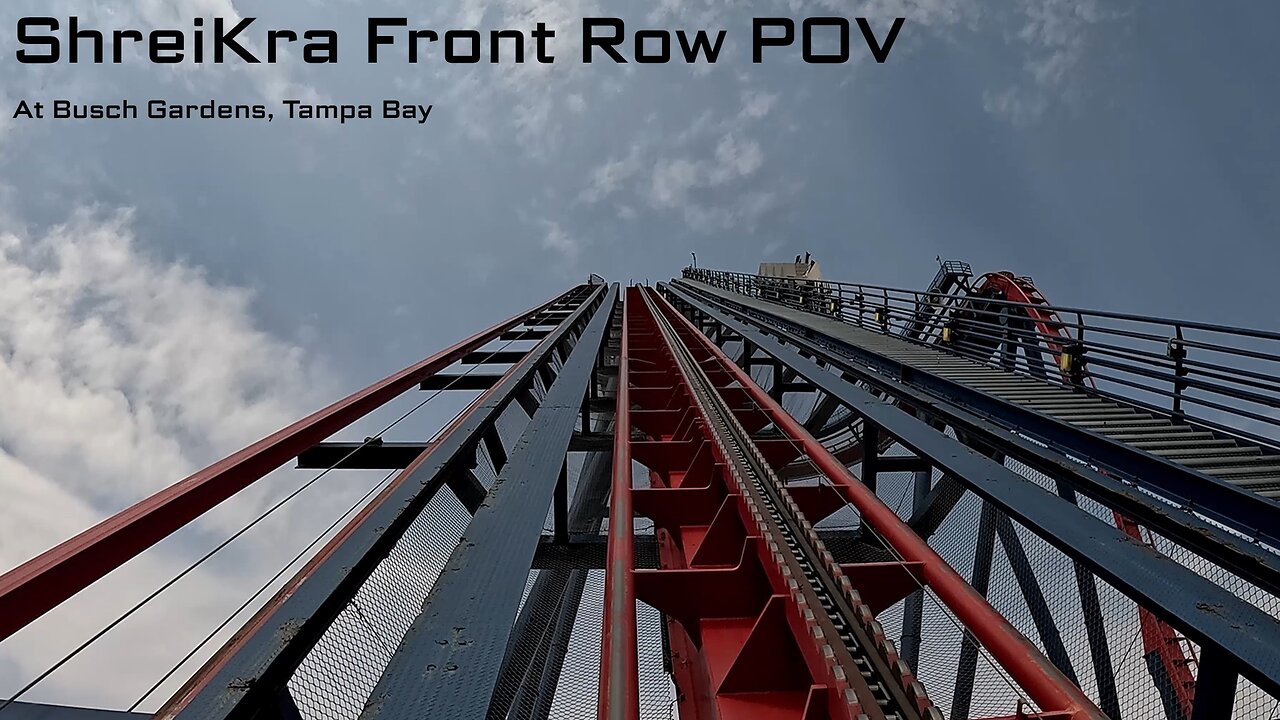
top-left (0, 0), bottom-right (1277, 713)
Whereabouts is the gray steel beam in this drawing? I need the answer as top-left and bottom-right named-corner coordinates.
top-left (460, 350), bottom-right (528, 365)
top-left (805, 394), bottom-right (843, 433)
top-left (875, 455), bottom-right (931, 473)
top-left (420, 374), bottom-right (504, 391)
top-left (488, 442), bottom-right (614, 720)
top-left (359, 285), bottom-right (618, 720)
top-left (501, 329), bottom-right (552, 341)
top-left (296, 441), bottom-right (433, 470)
top-left (993, 512), bottom-right (1079, 684)
top-left (898, 469), bottom-right (931, 670)
top-left (908, 475), bottom-right (966, 538)
top-left (1190, 650), bottom-right (1238, 720)
top-left (507, 569), bottom-right (588, 720)
top-left (1055, 484), bottom-right (1122, 720)
top-left (664, 282), bottom-right (1280, 698)
top-left (451, 469), bottom-right (487, 514)
top-left (951, 501), bottom-right (997, 720)
top-left (482, 427), bottom-right (508, 471)
top-left (553, 461), bottom-right (569, 544)
top-left (166, 283), bottom-right (609, 720)
top-left (298, 432), bottom-right (609, 470)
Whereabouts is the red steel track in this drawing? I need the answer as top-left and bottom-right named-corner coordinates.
top-left (599, 287), bottom-right (1107, 720)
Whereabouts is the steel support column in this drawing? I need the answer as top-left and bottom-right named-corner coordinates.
top-left (490, 422), bottom-right (615, 720)
top-left (898, 469), bottom-right (932, 671)
top-left (951, 501), bottom-right (997, 720)
top-left (1055, 485), bottom-right (1122, 720)
top-left (1189, 650), bottom-right (1238, 720)
top-left (993, 513), bottom-right (1079, 684)
top-left (358, 285), bottom-right (618, 720)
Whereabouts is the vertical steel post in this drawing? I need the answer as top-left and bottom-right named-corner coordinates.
top-left (898, 469), bottom-right (932, 670)
top-left (1189, 650), bottom-right (1238, 720)
top-left (554, 461), bottom-right (570, 544)
top-left (861, 421), bottom-right (881, 492)
top-left (951, 501), bottom-right (997, 720)
top-left (1055, 485), bottom-right (1123, 720)
top-left (489, 446), bottom-right (613, 720)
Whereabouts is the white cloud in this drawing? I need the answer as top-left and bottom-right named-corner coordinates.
top-left (419, 0), bottom-right (981, 158)
top-left (740, 90), bottom-right (779, 120)
top-left (579, 144), bottom-right (644, 203)
top-left (0, 209), bottom-right (361, 709)
top-left (426, 0), bottom-right (610, 157)
top-left (984, 0), bottom-right (1124, 123)
top-left (643, 123), bottom-right (774, 231)
top-left (711, 133), bottom-right (763, 183)
top-left (982, 85), bottom-right (1050, 126)
top-left (0, 210), bottom-right (323, 510)
top-left (649, 158), bottom-right (701, 209)
top-left (577, 84), bottom-right (788, 232)
top-left (541, 219), bottom-right (582, 262)
top-left (646, 131), bottom-right (762, 214)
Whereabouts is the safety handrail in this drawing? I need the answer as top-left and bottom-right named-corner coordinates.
top-left (682, 267), bottom-right (1280, 453)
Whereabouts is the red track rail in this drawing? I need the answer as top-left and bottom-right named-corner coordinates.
top-left (0, 288), bottom-right (574, 642)
top-left (600, 288), bottom-right (640, 720)
top-left (606, 287), bottom-right (1107, 720)
top-left (617, 288), bottom-right (876, 719)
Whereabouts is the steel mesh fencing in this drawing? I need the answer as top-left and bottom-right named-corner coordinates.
top-left (854, 452), bottom-right (1280, 720)
top-left (288, 488), bottom-right (473, 720)
top-left (1008, 454), bottom-right (1280, 720)
top-left (487, 448), bottom-right (673, 720)
top-left (524, 570), bottom-right (676, 720)
top-left (287, 400), bottom-right (536, 720)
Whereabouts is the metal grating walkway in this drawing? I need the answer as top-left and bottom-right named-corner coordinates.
top-left (681, 279), bottom-right (1280, 500)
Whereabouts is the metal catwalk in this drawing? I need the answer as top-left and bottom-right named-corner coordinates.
top-left (1, 264), bottom-right (1278, 720)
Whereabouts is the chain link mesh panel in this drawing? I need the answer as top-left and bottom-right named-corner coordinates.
top-left (289, 489), bottom-right (473, 719)
top-left (286, 395), bottom-right (541, 719)
top-left (856, 450), bottom-right (1280, 720)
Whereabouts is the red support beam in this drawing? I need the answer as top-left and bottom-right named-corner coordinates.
top-left (619, 288), bottom-right (912, 720)
top-left (0, 287), bottom-right (577, 642)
